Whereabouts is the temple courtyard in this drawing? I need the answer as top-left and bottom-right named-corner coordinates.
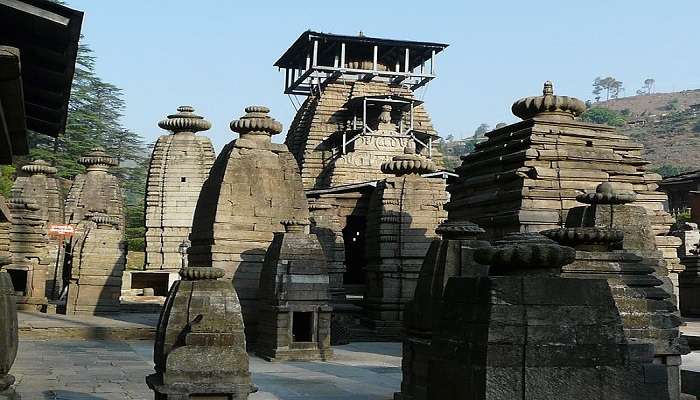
top-left (12, 339), bottom-right (401, 400)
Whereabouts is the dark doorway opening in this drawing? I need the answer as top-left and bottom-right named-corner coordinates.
top-left (343, 215), bottom-right (367, 286)
top-left (7, 269), bottom-right (27, 296)
top-left (131, 272), bottom-right (169, 296)
top-left (292, 311), bottom-right (313, 342)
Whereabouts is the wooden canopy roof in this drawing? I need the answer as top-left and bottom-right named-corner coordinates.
top-left (0, 0), bottom-right (83, 163)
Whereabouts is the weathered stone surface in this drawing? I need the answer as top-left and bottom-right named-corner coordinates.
top-left (396, 220), bottom-right (489, 400)
top-left (5, 197), bottom-right (49, 310)
top-left (286, 82), bottom-right (443, 190)
top-left (64, 147), bottom-right (123, 230)
top-left (65, 213), bottom-right (126, 315)
top-left (449, 81), bottom-right (682, 284)
top-left (543, 183), bottom-right (686, 400)
top-left (256, 218), bottom-right (333, 361)
top-left (188, 106), bottom-right (309, 338)
top-left (11, 160), bottom-right (64, 299)
top-left (144, 106), bottom-right (215, 273)
top-left (147, 266), bottom-right (251, 399)
top-left (0, 254), bottom-right (18, 400)
top-left (364, 146), bottom-right (448, 337)
top-left (427, 235), bottom-right (671, 400)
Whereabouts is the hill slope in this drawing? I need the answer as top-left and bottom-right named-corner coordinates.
top-left (596, 90), bottom-right (700, 175)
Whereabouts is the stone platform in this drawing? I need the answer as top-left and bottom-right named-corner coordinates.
top-left (18, 311), bottom-right (158, 340)
top-left (12, 340), bottom-right (401, 399)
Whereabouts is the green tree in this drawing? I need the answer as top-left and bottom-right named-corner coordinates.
top-left (0, 165), bottom-right (15, 198)
top-left (651, 164), bottom-right (690, 178)
top-left (592, 76), bottom-right (624, 100)
top-left (580, 107), bottom-right (627, 127)
top-left (474, 123), bottom-right (490, 137)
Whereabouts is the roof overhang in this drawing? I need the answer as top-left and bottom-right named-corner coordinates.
top-left (0, 0), bottom-right (83, 148)
top-left (0, 46), bottom-right (26, 163)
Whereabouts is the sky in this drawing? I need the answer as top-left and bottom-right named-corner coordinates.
top-left (65, 0), bottom-right (700, 151)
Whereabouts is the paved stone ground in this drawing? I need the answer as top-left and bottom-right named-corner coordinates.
top-left (12, 340), bottom-right (401, 400)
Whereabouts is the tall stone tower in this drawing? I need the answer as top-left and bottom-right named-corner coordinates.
top-left (277, 31), bottom-right (448, 190)
top-left (142, 106), bottom-right (214, 292)
top-left (276, 33), bottom-right (451, 339)
top-left (188, 105), bottom-right (309, 339)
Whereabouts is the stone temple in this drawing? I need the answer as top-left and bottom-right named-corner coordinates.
top-left (276, 31), bottom-right (451, 339)
top-left (139, 105), bottom-right (215, 296)
top-left (188, 105), bottom-right (309, 339)
top-left (10, 160), bottom-right (64, 299)
top-left (64, 147), bottom-right (124, 231)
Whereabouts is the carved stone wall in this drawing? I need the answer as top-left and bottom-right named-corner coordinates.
top-left (66, 214), bottom-right (126, 314)
top-left (449, 82), bottom-right (682, 298)
top-left (286, 81), bottom-right (442, 190)
top-left (11, 160), bottom-right (64, 298)
top-left (188, 106), bottom-right (309, 338)
top-left (64, 148), bottom-right (124, 231)
top-left (363, 150), bottom-right (447, 337)
top-left (144, 106), bottom-right (215, 272)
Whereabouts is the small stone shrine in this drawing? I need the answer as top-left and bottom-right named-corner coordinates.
top-left (147, 265), bottom-right (251, 399)
top-left (65, 212), bottom-right (126, 314)
top-left (450, 81), bottom-right (683, 295)
top-left (396, 220), bottom-right (489, 400)
top-left (11, 159), bottom-right (64, 298)
top-left (141, 106), bottom-right (215, 295)
top-left (64, 147), bottom-right (124, 230)
top-left (363, 144), bottom-right (447, 336)
top-left (5, 197), bottom-right (50, 311)
top-left (188, 106), bottom-right (309, 338)
top-left (256, 218), bottom-right (332, 361)
top-left (542, 182), bottom-right (686, 399)
top-left (428, 233), bottom-right (672, 400)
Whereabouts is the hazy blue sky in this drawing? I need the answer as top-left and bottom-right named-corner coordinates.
top-left (66, 0), bottom-right (700, 150)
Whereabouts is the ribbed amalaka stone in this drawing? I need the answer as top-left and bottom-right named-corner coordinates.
top-left (363, 146), bottom-right (448, 337)
top-left (5, 197), bottom-right (49, 310)
top-left (11, 159), bottom-right (64, 299)
top-left (286, 81), bottom-right (443, 190)
top-left (188, 106), bottom-right (309, 339)
top-left (396, 220), bottom-right (489, 400)
top-left (147, 266), bottom-right (251, 399)
top-left (449, 81), bottom-right (682, 302)
top-left (65, 213), bottom-right (126, 314)
top-left (428, 233), bottom-right (672, 400)
top-left (144, 106), bottom-right (215, 273)
top-left (64, 147), bottom-right (124, 230)
top-left (542, 182), bottom-right (687, 400)
top-left (256, 219), bottom-right (333, 361)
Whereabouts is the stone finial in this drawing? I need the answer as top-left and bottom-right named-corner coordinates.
top-left (435, 220), bottom-right (485, 240)
top-left (511, 81), bottom-right (587, 121)
top-left (77, 147), bottom-right (118, 170)
top-left (89, 213), bottom-right (119, 228)
top-left (21, 159), bottom-right (57, 175)
top-left (230, 106), bottom-right (283, 137)
top-left (474, 233), bottom-right (575, 275)
top-left (380, 144), bottom-right (436, 176)
top-left (541, 227), bottom-right (624, 245)
top-left (6, 197), bottom-right (40, 211)
top-left (158, 105), bottom-right (212, 134)
top-left (179, 266), bottom-right (225, 280)
top-left (281, 218), bottom-right (310, 233)
top-left (576, 182), bottom-right (637, 205)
